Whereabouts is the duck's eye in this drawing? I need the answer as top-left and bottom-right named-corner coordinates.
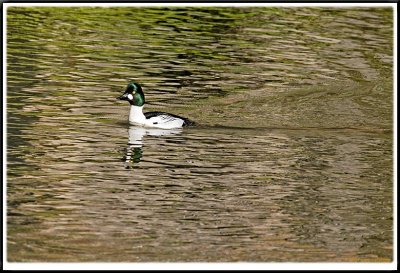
top-left (127, 94), bottom-right (134, 100)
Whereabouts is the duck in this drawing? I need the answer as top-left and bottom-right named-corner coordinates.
top-left (117, 82), bottom-right (195, 129)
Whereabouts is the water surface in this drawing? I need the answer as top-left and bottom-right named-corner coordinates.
top-left (6, 6), bottom-right (393, 262)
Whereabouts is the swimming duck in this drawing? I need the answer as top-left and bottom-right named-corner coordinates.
top-left (117, 82), bottom-right (195, 129)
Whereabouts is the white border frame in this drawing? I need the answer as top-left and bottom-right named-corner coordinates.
top-left (2, 2), bottom-right (397, 271)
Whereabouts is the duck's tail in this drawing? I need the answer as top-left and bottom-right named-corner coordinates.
top-left (183, 118), bottom-right (196, 127)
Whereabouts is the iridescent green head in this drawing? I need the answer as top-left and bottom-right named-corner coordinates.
top-left (117, 82), bottom-right (145, 106)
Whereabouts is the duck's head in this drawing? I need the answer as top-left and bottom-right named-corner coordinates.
top-left (117, 82), bottom-right (145, 106)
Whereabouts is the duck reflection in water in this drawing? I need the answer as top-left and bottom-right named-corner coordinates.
top-left (124, 125), bottom-right (183, 169)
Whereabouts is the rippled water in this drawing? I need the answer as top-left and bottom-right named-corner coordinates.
top-left (6, 6), bottom-right (393, 262)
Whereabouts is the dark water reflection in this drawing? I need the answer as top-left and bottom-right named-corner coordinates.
top-left (6, 6), bottom-right (393, 262)
top-left (124, 126), bottom-right (183, 168)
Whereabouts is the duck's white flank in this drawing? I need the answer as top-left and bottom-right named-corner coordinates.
top-left (129, 105), bottom-right (185, 129)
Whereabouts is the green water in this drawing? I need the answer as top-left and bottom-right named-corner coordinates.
top-left (6, 6), bottom-right (393, 262)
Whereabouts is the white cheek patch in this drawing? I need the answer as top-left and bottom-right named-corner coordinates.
top-left (127, 94), bottom-right (134, 100)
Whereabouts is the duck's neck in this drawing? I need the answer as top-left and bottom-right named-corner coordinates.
top-left (129, 105), bottom-right (146, 124)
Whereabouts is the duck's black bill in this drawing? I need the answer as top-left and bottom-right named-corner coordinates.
top-left (117, 93), bottom-right (128, 100)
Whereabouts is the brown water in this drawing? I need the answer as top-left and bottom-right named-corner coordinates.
top-left (6, 6), bottom-right (393, 262)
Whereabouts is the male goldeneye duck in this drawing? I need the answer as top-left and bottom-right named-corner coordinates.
top-left (117, 82), bottom-right (195, 129)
